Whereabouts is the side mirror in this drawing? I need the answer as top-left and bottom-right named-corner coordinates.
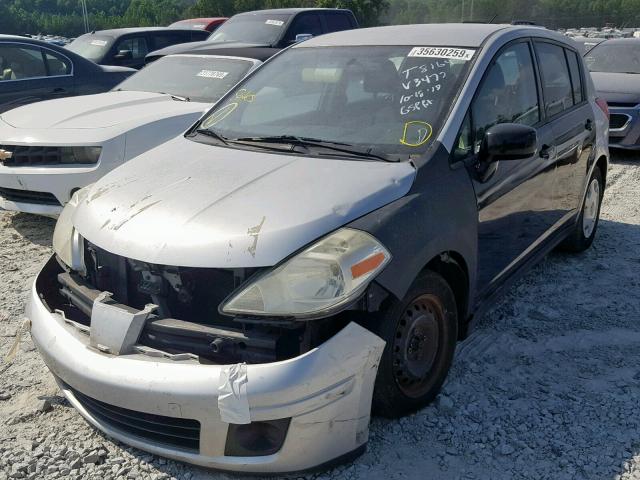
top-left (114, 50), bottom-right (133, 61)
top-left (294, 33), bottom-right (313, 43)
top-left (479, 123), bottom-right (537, 164)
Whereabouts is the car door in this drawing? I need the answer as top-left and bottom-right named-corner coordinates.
top-left (456, 40), bottom-right (559, 293)
top-left (0, 43), bottom-right (70, 112)
top-left (111, 35), bottom-right (149, 69)
top-left (534, 41), bottom-right (594, 217)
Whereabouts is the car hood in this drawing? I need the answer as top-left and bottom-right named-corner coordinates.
top-left (72, 137), bottom-right (416, 268)
top-left (148, 41), bottom-right (271, 60)
top-left (591, 72), bottom-right (640, 103)
top-left (100, 65), bottom-right (137, 74)
top-left (0, 91), bottom-right (208, 130)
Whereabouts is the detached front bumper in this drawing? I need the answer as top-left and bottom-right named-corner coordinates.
top-left (27, 272), bottom-right (385, 473)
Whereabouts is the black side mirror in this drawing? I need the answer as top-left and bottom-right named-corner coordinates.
top-left (114, 50), bottom-right (133, 61)
top-left (479, 123), bottom-right (538, 164)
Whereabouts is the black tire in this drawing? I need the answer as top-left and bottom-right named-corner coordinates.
top-left (561, 167), bottom-right (604, 253)
top-left (370, 270), bottom-right (458, 418)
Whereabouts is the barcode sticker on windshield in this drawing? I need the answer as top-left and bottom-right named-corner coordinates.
top-left (408, 47), bottom-right (475, 61)
top-left (197, 70), bottom-right (229, 79)
top-left (265, 19), bottom-right (284, 26)
top-left (90, 40), bottom-right (107, 47)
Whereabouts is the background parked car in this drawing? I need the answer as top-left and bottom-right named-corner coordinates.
top-left (0, 48), bottom-right (271, 216)
top-left (66, 27), bottom-right (210, 69)
top-left (169, 17), bottom-right (228, 32)
top-left (585, 38), bottom-right (640, 149)
top-left (146, 8), bottom-right (358, 63)
top-left (0, 35), bottom-right (134, 113)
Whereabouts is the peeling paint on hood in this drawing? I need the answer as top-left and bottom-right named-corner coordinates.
top-left (72, 136), bottom-right (416, 268)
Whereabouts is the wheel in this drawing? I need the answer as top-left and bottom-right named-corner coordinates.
top-left (561, 167), bottom-right (604, 252)
top-left (370, 270), bottom-right (458, 418)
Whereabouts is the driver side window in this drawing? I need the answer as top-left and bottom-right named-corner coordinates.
top-left (453, 41), bottom-right (540, 160)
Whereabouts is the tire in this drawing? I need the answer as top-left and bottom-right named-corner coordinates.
top-left (370, 270), bottom-right (458, 418)
top-left (561, 167), bottom-right (604, 252)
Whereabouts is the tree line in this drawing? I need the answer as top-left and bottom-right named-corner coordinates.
top-left (0, 0), bottom-right (637, 37)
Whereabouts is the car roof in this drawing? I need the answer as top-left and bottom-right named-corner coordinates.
top-left (81, 27), bottom-right (199, 37)
top-left (296, 23), bottom-right (561, 48)
top-left (168, 48), bottom-right (273, 62)
top-left (595, 37), bottom-right (640, 45)
top-left (235, 8), bottom-right (352, 15)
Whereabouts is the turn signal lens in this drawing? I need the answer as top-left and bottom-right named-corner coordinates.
top-left (222, 228), bottom-right (391, 318)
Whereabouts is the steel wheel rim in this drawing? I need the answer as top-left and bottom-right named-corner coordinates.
top-left (583, 178), bottom-right (600, 238)
top-left (392, 294), bottom-right (443, 398)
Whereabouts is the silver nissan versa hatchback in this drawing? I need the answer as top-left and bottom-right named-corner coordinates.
top-left (28, 24), bottom-right (609, 473)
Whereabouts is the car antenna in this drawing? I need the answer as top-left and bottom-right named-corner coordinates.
top-left (488, 14), bottom-right (498, 23)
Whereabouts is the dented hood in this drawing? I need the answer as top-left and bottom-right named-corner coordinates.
top-left (72, 136), bottom-right (416, 268)
top-left (0, 91), bottom-right (206, 130)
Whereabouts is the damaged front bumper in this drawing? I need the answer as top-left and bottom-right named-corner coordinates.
top-left (27, 269), bottom-right (385, 473)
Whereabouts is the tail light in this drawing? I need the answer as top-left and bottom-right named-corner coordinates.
top-left (596, 97), bottom-right (610, 120)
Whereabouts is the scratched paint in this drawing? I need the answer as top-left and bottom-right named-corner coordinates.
top-left (246, 216), bottom-right (266, 257)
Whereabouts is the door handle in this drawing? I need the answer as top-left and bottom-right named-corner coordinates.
top-left (585, 119), bottom-right (593, 131)
top-left (539, 145), bottom-right (552, 159)
top-left (52, 87), bottom-right (67, 94)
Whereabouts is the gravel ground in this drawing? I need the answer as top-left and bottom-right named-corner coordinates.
top-left (1, 155), bottom-right (639, 480)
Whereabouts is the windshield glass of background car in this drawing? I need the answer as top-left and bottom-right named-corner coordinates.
top-left (207, 14), bottom-right (290, 44)
top-left (585, 43), bottom-right (640, 74)
top-left (66, 35), bottom-right (112, 61)
top-left (195, 46), bottom-right (475, 158)
top-left (115, 56), bottom-right (255, 102)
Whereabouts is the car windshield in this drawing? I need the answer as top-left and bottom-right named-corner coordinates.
top-left (585, 43), bottom-right (640, 74)
top-left (207, 14), bottom-right (290, 45)
top-left (193, 46), bottom-right (476, 159)
top-left (115, 55), bottom-right (256, 103)
top-left (66, 35), bottom-right (112, 62)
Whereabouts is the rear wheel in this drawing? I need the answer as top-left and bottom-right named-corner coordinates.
top-left (561, 167), bottom-right (603, 252)
top-left (370, 271), bottom-right (458, 417)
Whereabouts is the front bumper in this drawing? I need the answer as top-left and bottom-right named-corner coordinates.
top-left (609, 104), bottom-right (640, 150)
top-left (27, 276), bottom-right (385, 473)
top-left (0, 138), bottom-right (124, 216)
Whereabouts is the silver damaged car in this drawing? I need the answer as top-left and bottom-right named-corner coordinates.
top-left (28, 23), bottom-right (609, 473)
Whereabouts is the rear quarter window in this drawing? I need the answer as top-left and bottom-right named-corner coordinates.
top-left (566, 49), bottom-right (584, 104)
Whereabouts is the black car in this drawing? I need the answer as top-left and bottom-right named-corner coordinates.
top-left (0, 35), bottom-right (134, 113)
top-left (585, 38), bottom-right (640, 149)
top-left (145, 8), bottom-right (358, 63)
top-left (66, 27), bottom-right (210, 70)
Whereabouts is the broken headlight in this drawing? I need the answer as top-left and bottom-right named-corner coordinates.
top-left (221, 228), bottom-right (391, 318)
top-left (53, 187), bottom-right (88, 273)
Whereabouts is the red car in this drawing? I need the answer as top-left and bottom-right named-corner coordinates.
top-left (169, 18), bottom-right (228, 33)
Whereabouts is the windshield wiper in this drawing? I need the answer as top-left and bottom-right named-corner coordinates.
top-left (231, 136), bottom-right (397, 162)
top-left (159, 92), bottom-right (190, 102)
top-left (192, 128), bottom-right (228, 145)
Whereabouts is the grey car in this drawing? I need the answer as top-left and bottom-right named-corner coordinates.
top-left (585, 38), bottom-right (640, 149)
top-left (29, 24), bottom-right (609, 473)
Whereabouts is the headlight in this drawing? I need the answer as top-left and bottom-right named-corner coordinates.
top-left (221, 228), bottom-right (391, 318)
top-left (52, 187), bottom-right (89, 272)
top-left (59, 146), bottom-right (102, 164)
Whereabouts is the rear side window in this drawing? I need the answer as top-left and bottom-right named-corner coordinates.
top-left (535, 42), bottom-right (573, 117)
top-left (566, 50), bottom-right (584, 104)
top-left (153, 34), bottom-right (184, 50)
top-left (324, 13), bottom-right (354, 33)
top-left (471, 42), bottom-right (540, 146)
top-left (0, 45), bottom-right (47, 80)
top-left (44, 50), bottom-right (71, 76)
